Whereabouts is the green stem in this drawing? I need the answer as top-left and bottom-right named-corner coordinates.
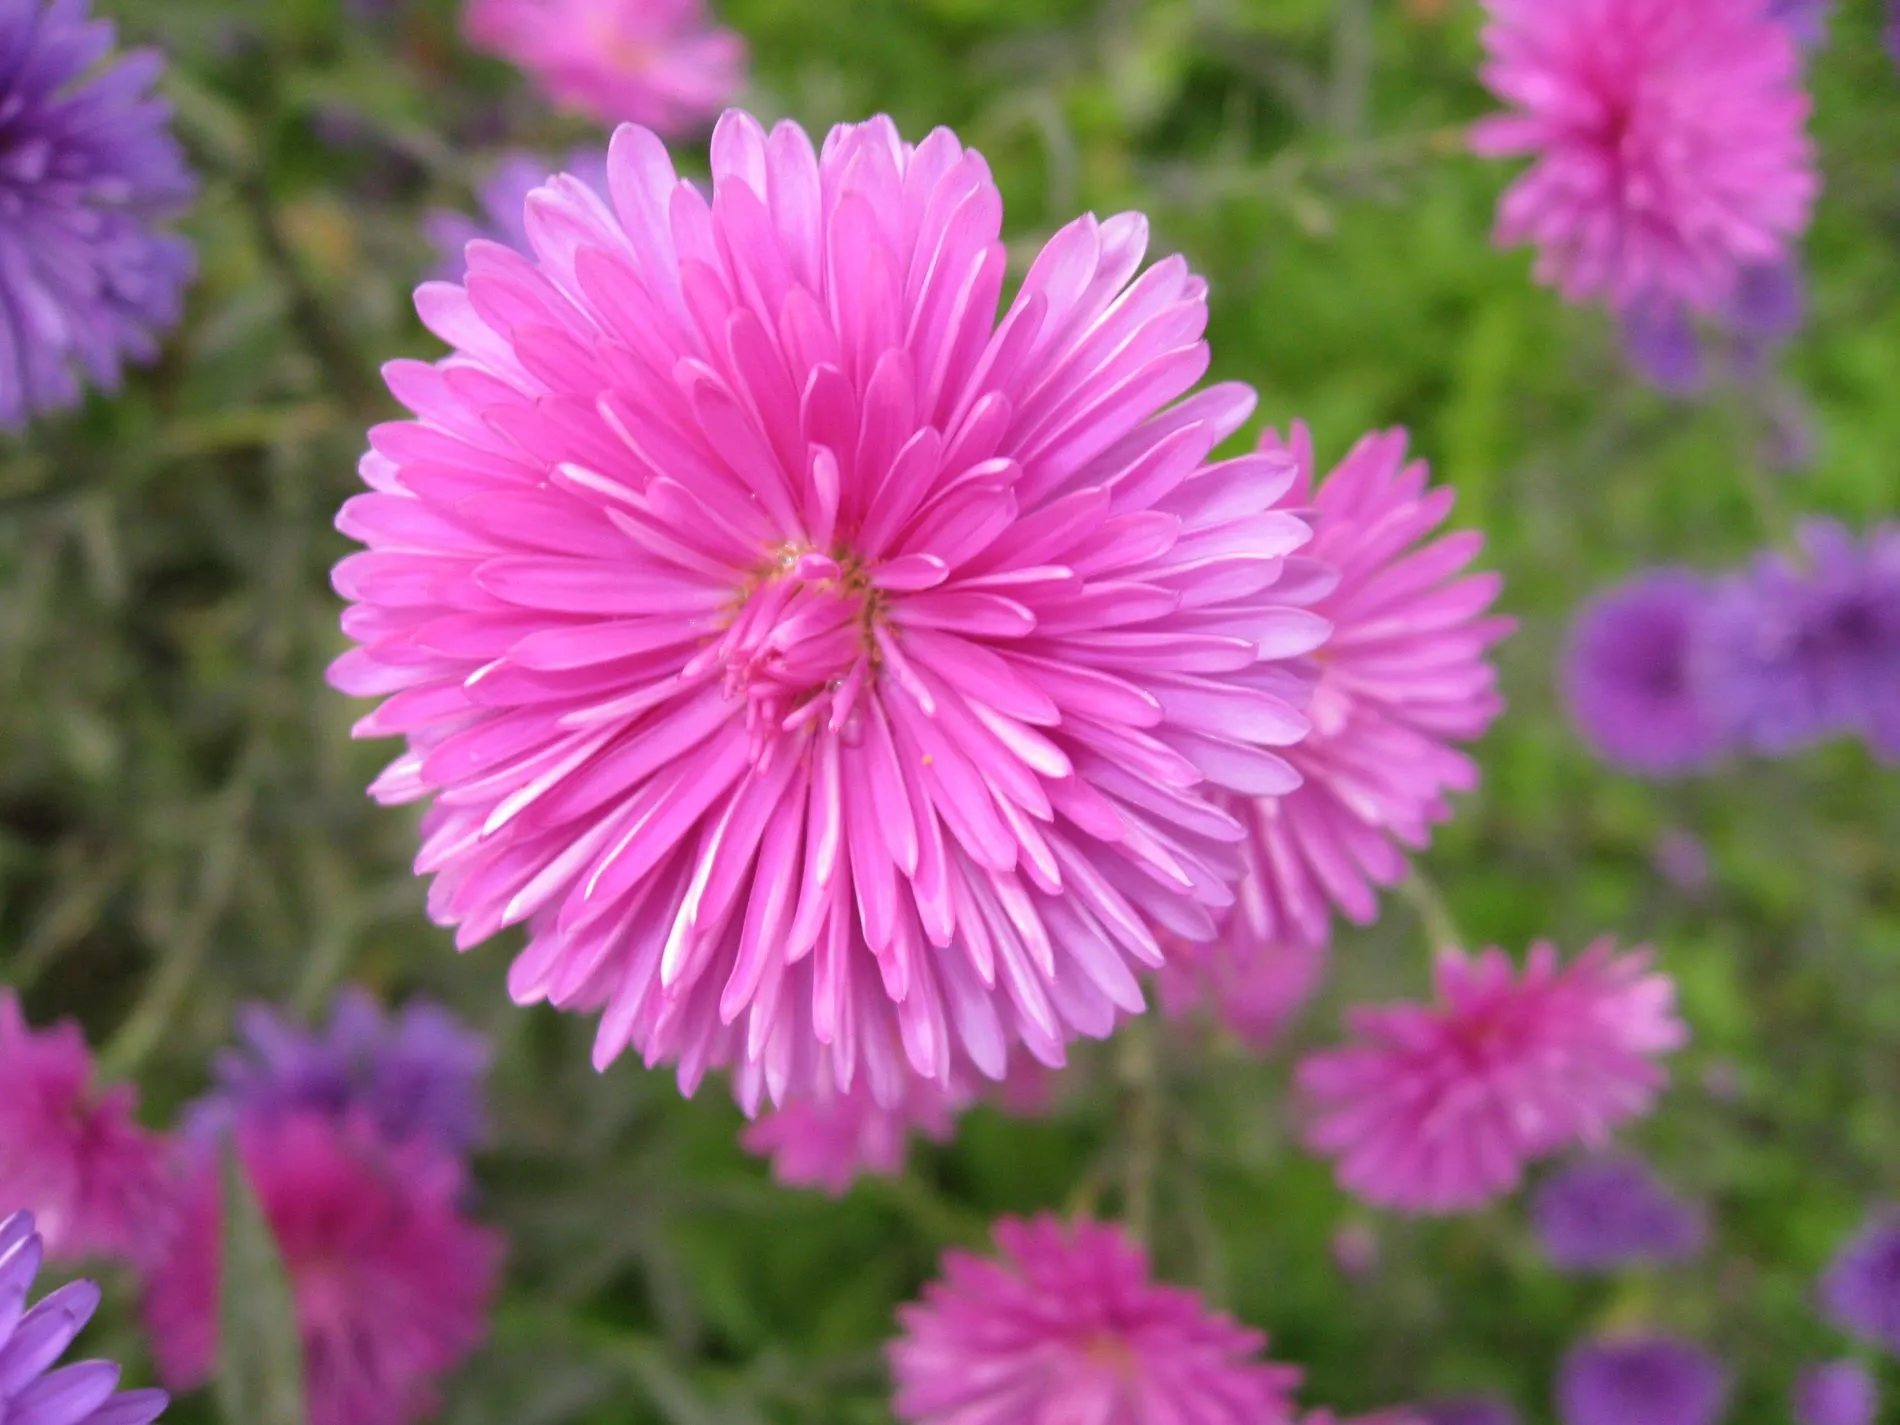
top-left (1397, 865), bottom-right (1464, 958)
top-left (1116, 1015), bottom-right (1164, 1243)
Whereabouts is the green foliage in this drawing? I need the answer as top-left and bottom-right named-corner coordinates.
top-left (2, 0), bottom-right (1898, 1422)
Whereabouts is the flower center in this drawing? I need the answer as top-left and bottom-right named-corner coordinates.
top-left (703, 548), bottom-right (880, 762)
top-left (1080, 1330), bottom-right (1141, 1382)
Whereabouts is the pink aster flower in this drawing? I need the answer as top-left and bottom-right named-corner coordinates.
top-left (1298, 940), bottom-right (1685, 1214)
top-left (890, 1215), bottom-right (1301, 1424)
top-left (0, 991), bottom-right (170, 1265)
top-left (1471, 0), bottom-right (1817, 312)
top-left (740, 1073), bottom-right (968, 1194)
top-left (1162, 425), bottom-right (1507, 1042)
top-left (141, 1115), bottom-right (501, 1425)
top-left (329, 113), bottom-right (1329, 1111)
top-left (462, 0), bottom-right (744, 133)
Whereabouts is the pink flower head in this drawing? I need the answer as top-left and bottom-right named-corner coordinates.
top-left (1298, 940), bottom-right (1685, 1214)
top-left (1471, 0), bottom-right (1817, 311)
top-left (1161, 424), bottom-right (1508, 1044)
top-left (0, 991), bottom-right (170, 1265)
top-left (890, 1215), bottom-right (1301, 1424)
top-left (739, 1073), bottom-right (967, 1194)
top-left (329, 113), bottom-right (1329, 1112)
top-left (141, 1115), bottom-right (501, 1425)
top-left (462, 0), bottom-right (744, 133)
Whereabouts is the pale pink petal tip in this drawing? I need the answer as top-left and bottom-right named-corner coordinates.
top-left (890, 1215), bottom-right (1302, 1424)
top-left (1297, 938), bottom-right (1686, 1214)
top-left (330, 110), bottom-right (1327, 1108)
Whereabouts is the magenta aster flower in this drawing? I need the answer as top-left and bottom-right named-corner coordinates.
top-left (1298, 940), bottom-right (1685, 1214)
top-left (184, 986), bottom-right (490, 1159)
top-left (1557, 1336), bottom-right (1726, 1425)
top-left (1471, 0), bottom-right (1817, 313)
top-left (0, 1212), bottom-right (168, 1425)
top-left (141, 1115), bottom-right (501, 1425)
top-left (329, 114), bottom-right (1329, 1110)
top-left (461, 0), bottom-right (743, 133)
top-left (890, 1215), bottom-right (1301, 1424)
top-left (0, 0), bottom-right (197, 430)
top-left (1794, 1362), bottom-right (1877, 1425)
top-left (739, 1073), bottom-right (966, 1194)
top-left (1159, 928), bottom-right (1328, 1051)
top-left (0, 992), bottom-right (170, 1265)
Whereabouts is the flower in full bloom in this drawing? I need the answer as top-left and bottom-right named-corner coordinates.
top-left (0, 0), bottom-right (197, 430)
top-left (142, 1115), bottom-right (501, 1425)
top-left (0, 992), bottom-right (170, 1264)
top-left (329, 114), bottom-right (1330, 1110)
top-left (1562, 570), bottom-right (1725, 777)
top-left (1557, 1337), bottom-right (1726, 1425)
top-left (1794, 1362), bottom-right (1877, 1425)
top-left (1531, 1156), bottom-right (1705, 1272)
top-left (1820, 1209), bottom-right (1900, 1353)
top-left (183, 986), bottom-right (490, 1159)
top-left (425, 150), bottom-right (610, 284)
top-left (1471, 0), bottom-right (1817, 313)
top-left (461, 0), bottom-right (743, 132)
top-left (1298, 940), bottom-right (1685, 1213)
top-left (739, 1074), bottom-right (967, 1194)
top-left (1693, 522), bottom-right (1900, 760)
top-left (890, 1215), bottom-right (1301, 1423)
top-left (0, 1211), bottom-right (168, 1425)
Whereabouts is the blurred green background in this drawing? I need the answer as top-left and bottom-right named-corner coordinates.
top-left (3, 0), bottom-right (1899, 1420)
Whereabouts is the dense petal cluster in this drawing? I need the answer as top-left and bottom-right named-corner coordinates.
top-left (1299, 940), bottom-right (1685, 1213)
top-left (330, 113), bottom-right (1329, 1110)
top-left (739, 1073), bottom-right (965, 1194)
top-left (426, 149), bottom-right (610, 284)
top-left (1161, 425), bottom-right (1507, 1043)
top-left (1471, 0), bottom-right (1816, 312)
top-left (1557, 1337), bottom-right (1726, 1425)
top-left (461, 0), bottom-right (743, 133)
top-left (141, 1115), bottom-right (501, 1425)
top-left (1563, 570), bottom-right (1723, 775)
top-left (0, 1212), bottom-right (168, 1425)
top-left (0, 992), bottom-right (170, 1264)
top-left (1819, 1209), bottom-right (1900, 1353)
top-left (1531, 1156), bottom-right (1705, 1272)
top-left (183, 986), bottom-right (490, 1159)
top-left (1794, 1361), bottom-right (1877, 1425)
top-left (890, 1215), bottom-right (1300, 1424)
top-left (0, 0), bottom-right (196, 430)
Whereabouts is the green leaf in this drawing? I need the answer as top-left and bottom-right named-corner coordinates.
top-left (217, 1145), bottom-right (310, 1425)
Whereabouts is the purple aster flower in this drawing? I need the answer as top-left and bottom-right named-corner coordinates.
top-left (1558, 1337), bottom-right (1727, 1425)
top-left (0, 0), bottom-right (196, 431)
top-left (1563, 570), bottom-right (1727, 776)
top-left (0, 1210), bottom-right (168, 1425)
top-left (1619, 299), bottom-right (1704, 396)
top-left (1887, 0), bottom-right (1900, 69)
top-left (1821, 1209), bottom-right (1900, 1353)
top-left (1693, 523), bottom-right (1900, 758)
top-left (1794, 1361), bottom-right (1877, 1425)
top-left (1726, 260), bottom-right (1806, 377)
top-left (186, 986), bottom-right (489, 1158)
top-left (423, 148), bottom-right (607, 282)
top-left (1769, 0), bottom-right (1833, 49)
top-left (1532, 1156), bottom-right (1706, 1272)
top-left (1416, 1398), bottom-right (1519, 1425)
top-left (1653, 830), bottom-right (1713, 899)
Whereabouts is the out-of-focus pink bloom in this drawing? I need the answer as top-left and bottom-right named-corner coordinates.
top-left (1298, 940), bottom-right (1685, 1214)
top-left (1162, 425), bottom-right (1507, 1047)
top-left (991, 1055), bottom-right (1068, 1117)
top-left (739, 1075), bottom-right (967, 1194)
top-left (1471, 0), bottom-right (1817, 312)
top-left (0, 991), bottom-right (170, 1265)
top-left (461, 0), bottom-right (743, 132)
top-left (891, 1215), bottom-right (1301, 1424)
top-left (141, 1115), bottom-right (501, 1425)
top-left (329, 114), bottom-right (1330, 1111)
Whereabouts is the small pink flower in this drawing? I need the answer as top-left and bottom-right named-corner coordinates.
top-left (1471, 0), bottom-right (1817, 311)
top-left (1298, 940), bottom-right (1685, 1214)
top-left (1159, 929), bottom-right (1328, 1051)
top-left (142, 1115), bottom-right (501, 1425)
top-left (740, 1075), bottom-right (967, 1195)
top-left (462, 0), bottom-right (744, 133)
top-left (0, 990), bottom-right (170, 1264)
top-left (891, 1215), bottom-right (1301, 1424)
